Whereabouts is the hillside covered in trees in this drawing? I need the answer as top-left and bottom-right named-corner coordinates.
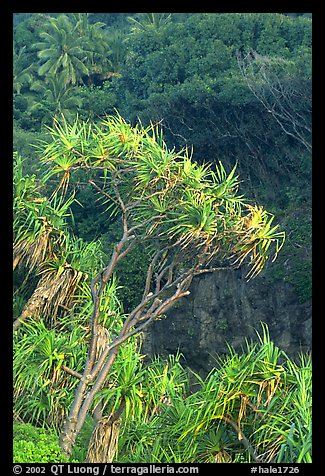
top-left (13, 13), bottom-right (312, 464)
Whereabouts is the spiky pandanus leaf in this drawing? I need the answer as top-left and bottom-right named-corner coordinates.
top-left (13, 318), bottom-right (88, 428)
top-left (231, 205), bottom-right (285, 280)
top-left (13, 155), bottom-right (71, 274)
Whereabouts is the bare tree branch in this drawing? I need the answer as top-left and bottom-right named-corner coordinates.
top-left (222, 415), bottom-right (262, 463)
top-left (236, 51), bottom-right (312, 152)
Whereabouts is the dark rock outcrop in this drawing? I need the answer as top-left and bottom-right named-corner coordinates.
top-left (143, 268), bottom-right (312, 374)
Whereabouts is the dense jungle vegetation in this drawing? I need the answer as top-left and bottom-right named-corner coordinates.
top-left (13, 13), bottom-right (312, 464)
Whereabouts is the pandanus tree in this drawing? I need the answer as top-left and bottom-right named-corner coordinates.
top-left (13, 44), bottom-right (36, 95)
top-left (13, 153), bottom-right (106, 331)
top-left (25, 113), bottom-right (285, 458)
top-left (13, 153), bottom-right (67, 277)
top-left (117, 326), bottom-right (311, 463)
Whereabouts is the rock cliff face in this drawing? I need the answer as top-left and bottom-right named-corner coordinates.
top-left (143, 268), bottom-right (312, 374)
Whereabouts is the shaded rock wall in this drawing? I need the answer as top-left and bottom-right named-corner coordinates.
top-left (142, 268), bottom-right (312, 374)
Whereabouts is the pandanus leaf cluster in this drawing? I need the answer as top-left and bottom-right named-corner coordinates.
top-left (117, 325), bottom-right (311, 464)
top-left (38, 113), bottom-right (285, 281)
top-left (13, 153), bottom-right (105, 329)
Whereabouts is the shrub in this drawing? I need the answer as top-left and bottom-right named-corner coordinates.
top-left (13, 423), bottom-right (76, 463)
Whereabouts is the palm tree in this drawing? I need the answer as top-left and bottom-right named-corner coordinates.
top-left (106, 31), bottom-right (127, 75)
top-left (33, 15), bottom-right (89, 86)
top-left (128, 13), bottom-right (172, 32)
top-left (13, 44), bottom-right (35, 94)
top-left (33, 13), bottom-right (117, 88)
top-left (28, 72), bottom-right (82, 125)
top-left (72, 13), bottom-right (112, 74)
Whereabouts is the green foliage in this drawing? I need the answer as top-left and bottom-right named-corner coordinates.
top-left (77, 82), bottom-right (118, 121)
top-left (128, 13), bottom-right (172, 32)
top-left (266, 212), bottom-right (311, 303)
top-left (13, 44), bottom-right (36, 95)
top-left (39, 114), bottom-right (285, 282)
top-left (13, 13), bottom-right (118, 131)
top-left (13, 153), bottom-right (74, 275)
top-left (13, 124), bottom-right (50, 174)
top-left (114, 12), bottom-right (311, 202)
top-left (14, 326), bottom-right (311, 463)
top-left (33, 14), bottom-right (89, 86)
top-left (13, 13), bottom-right (311, 463)
top-left (13, 319), bottom-right (87, 428)
top-left (28, 74), bottom-right (83, 126)
top-left (13, 423), bottom-right (73, 463)
top-left (13, 265), bottom-right (125, 428)
top-left (255, 354), bottom-right (312, 463)
top-left (117, 325), bottom-right (312, 463)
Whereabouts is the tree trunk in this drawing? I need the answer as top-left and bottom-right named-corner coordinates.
top-left (13, 295), bottom-right (44, 331)
top-left (59, 348), bottom-right (119, 457)
top-left (86, 415), bottom-right (121, 463)
top-left (59, 247), bottom-right (194, 457)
